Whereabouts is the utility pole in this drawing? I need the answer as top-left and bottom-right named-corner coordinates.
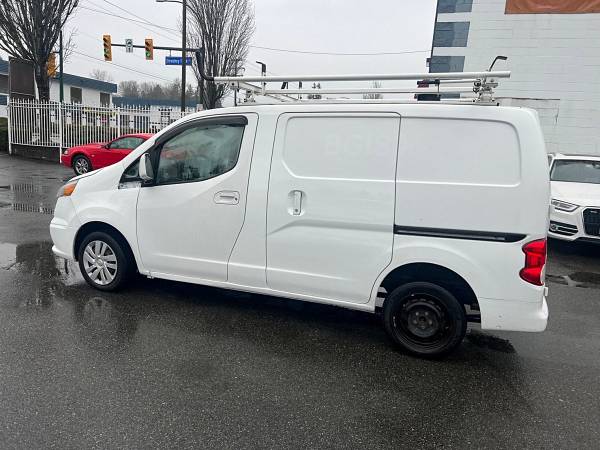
top-left (59, 30), bottom-right (64, 103)
top-left (181, 0), bottom-right (187, 112)
top-left (233, 59), bottom-right (238, 106)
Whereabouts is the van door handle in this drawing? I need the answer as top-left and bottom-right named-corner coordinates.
top-left (291, 190), bottom-right (303, 215)
top-left (214, 190), bottom-right (240, 205)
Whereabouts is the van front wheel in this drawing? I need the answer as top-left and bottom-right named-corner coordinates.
top-left (383, 282), bottom-right (467, 358)
top-left (77, 231), bottom-right (131, 291)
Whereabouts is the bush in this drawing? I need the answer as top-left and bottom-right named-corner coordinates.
top-left (0, 118), bottom-right (7, 153)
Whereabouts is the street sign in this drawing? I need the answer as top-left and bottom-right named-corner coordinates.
top-left (165, 56), bottom-right (192, 66)
top-left (125, 39), bottom-right (133, 53)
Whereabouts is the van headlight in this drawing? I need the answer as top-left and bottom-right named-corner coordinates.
top-left (551, 198), bottom-right (579, 212)
top-left (57, 180), bottom-right (78, 198)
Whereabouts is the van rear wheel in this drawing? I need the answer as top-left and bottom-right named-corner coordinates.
top-left (383, 282), bottom-right (467, 358)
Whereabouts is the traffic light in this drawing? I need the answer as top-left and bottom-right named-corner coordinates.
top-left (47, 53), bottom-right (57, 77)
top-left (103, 34), bottom-right (112, 61)
top-left (145, 38), bottom-right (154, 60)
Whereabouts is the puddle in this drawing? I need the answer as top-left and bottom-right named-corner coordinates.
top-left (546, 272), bottom-right (600, 288)
top-left (466, 329), bottom-right (516, 353)
top-left (569, 271), bottom-right (600, 285)
top-left (10, 203), bottom-right (54, 215)
top-left (0, 183), bottom-right (45, 193)
top-left (0, 183), bottom-right (56, 215)
top-left (1, 240), bottom-right (74, 274)
top-left (0, 242), bottom-right (17, 269)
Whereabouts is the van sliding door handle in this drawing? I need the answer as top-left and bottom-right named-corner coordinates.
top-left (291, 190), bottom-right (303, 215)
top-left (214, 191), bottom-right (240, 205)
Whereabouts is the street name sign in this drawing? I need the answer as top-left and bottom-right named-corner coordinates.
top-left (165, 56), bottom-right (193, 65)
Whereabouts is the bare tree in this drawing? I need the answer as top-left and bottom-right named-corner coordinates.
top-left (187, 0), bottom-right (254, 109)
top-left (0, 0), bottom-right (79, 100)
top-left (90, 69), bottom-right (114, 83)
top-left (117, 79), bottom-right (196, 103)
top-left (363, 81), bottom-right (383, 100)
top-left (118, 80), bottom-right (140, 98)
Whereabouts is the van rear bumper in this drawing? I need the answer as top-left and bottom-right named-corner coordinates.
top-left (479, 295), bottom-right (548, 332)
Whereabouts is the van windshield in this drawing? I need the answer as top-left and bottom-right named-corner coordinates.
top-left (550, 160), bottom-right (600, 184)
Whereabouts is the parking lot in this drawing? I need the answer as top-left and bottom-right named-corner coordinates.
top-left (0, 153), bottom-right (599, 449)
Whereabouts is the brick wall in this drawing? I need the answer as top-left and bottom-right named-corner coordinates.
top-left (433, 0), bottom-right (600, 155)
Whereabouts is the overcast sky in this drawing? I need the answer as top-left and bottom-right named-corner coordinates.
top-left (2, 0), bottom-right (437, 90)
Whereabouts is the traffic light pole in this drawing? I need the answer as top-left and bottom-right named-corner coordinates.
top-left (107, 41), bottom-right (202, 109)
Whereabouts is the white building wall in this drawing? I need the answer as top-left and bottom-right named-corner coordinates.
top-left (48, 81), bottom-right (112, 106)
top-left (434, 0), bottom-right (600, 155)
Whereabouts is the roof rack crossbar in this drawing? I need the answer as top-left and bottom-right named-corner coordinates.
top-left (211, 71), bottom-right (510, 84)
top-left (260, 87), bottom-right (475, 95)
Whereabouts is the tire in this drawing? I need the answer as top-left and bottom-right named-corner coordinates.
top-left (383, 282), bottom-right (467, 358)
top-left (73, 155), bottom-right (92, 175)
top-left (77, 231), bottom-right (132, 292)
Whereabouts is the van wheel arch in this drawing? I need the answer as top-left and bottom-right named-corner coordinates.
top-left (379, 263), bottom-right (479, 319)
top-left (74, 222), bottom-right (137, 272)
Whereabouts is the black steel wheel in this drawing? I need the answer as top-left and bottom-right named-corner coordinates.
top-left (383, 282), bottom-right (467, 358)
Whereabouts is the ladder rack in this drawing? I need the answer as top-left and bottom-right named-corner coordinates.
top-left (194, 51), bottom-right (510, 104)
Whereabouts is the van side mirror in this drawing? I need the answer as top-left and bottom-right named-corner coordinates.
top-left (139, 153), bottom-right (154, 181)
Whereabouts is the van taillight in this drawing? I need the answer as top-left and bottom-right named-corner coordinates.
top-left (519, 239), bottom-right (547, 286)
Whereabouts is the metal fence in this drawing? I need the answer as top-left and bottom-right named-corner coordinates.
top-left (7, 99), bottom-right (196, 153)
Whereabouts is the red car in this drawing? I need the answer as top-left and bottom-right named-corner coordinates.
top-left (61, 133), bottom-right (153, 175)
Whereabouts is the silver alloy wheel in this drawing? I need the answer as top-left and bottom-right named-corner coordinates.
top-left (74, 158), bottom-right (89, 175)
top-left (82, 240), bottom-right (118, 286)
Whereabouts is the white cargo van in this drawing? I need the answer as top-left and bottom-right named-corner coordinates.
top-left (50, 71), bottom-right (550, 357)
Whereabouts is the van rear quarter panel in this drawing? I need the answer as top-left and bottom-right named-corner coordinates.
top-left (388, 105), bottom-right (549, 303)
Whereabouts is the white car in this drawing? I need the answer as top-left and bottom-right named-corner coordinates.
top-left (50, 102), bottom-right (550, 357)
top-left (549, 154), bottom-right (600, 243)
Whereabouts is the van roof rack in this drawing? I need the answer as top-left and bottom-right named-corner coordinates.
top-left (195, 52), bottom-right (510, 105)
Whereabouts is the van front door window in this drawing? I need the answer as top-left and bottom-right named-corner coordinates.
top-left (156, 124), bottom-right (244, 184)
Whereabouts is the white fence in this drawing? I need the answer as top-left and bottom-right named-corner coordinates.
top-left (7, 99), bottom-right (196, 153)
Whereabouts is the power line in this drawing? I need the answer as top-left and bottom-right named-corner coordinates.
top-left (101, 0), bottom-right (179, 36)
top-left (248, 45), bottom-right (431, 56)
top-left (79, 5), bottom-right (180, 42)
top-left (72, 50), bottom-right (173, 82)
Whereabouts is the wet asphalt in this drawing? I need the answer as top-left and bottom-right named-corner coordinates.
top-left (0, 153), bottom-right (599, 449)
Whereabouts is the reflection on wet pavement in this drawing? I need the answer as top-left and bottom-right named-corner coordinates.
top-left (0, 183), bottom-right (57, 215)
top-left (465, 329), bottom-right (516, 353)
top-left (0, 241), bottom-right (80, 305)
top-left (546, 239), bottom-right (600, 289)
top-left (0, 241), bottom-right (17, 268)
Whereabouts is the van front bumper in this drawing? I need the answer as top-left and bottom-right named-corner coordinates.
top-left (479, 295), bottom-right (548, 332)
top-left (49, 197), bottom-right (81, 260)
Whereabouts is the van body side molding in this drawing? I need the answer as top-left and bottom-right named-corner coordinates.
top-left (394, 225), bottom-right (526, 243)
